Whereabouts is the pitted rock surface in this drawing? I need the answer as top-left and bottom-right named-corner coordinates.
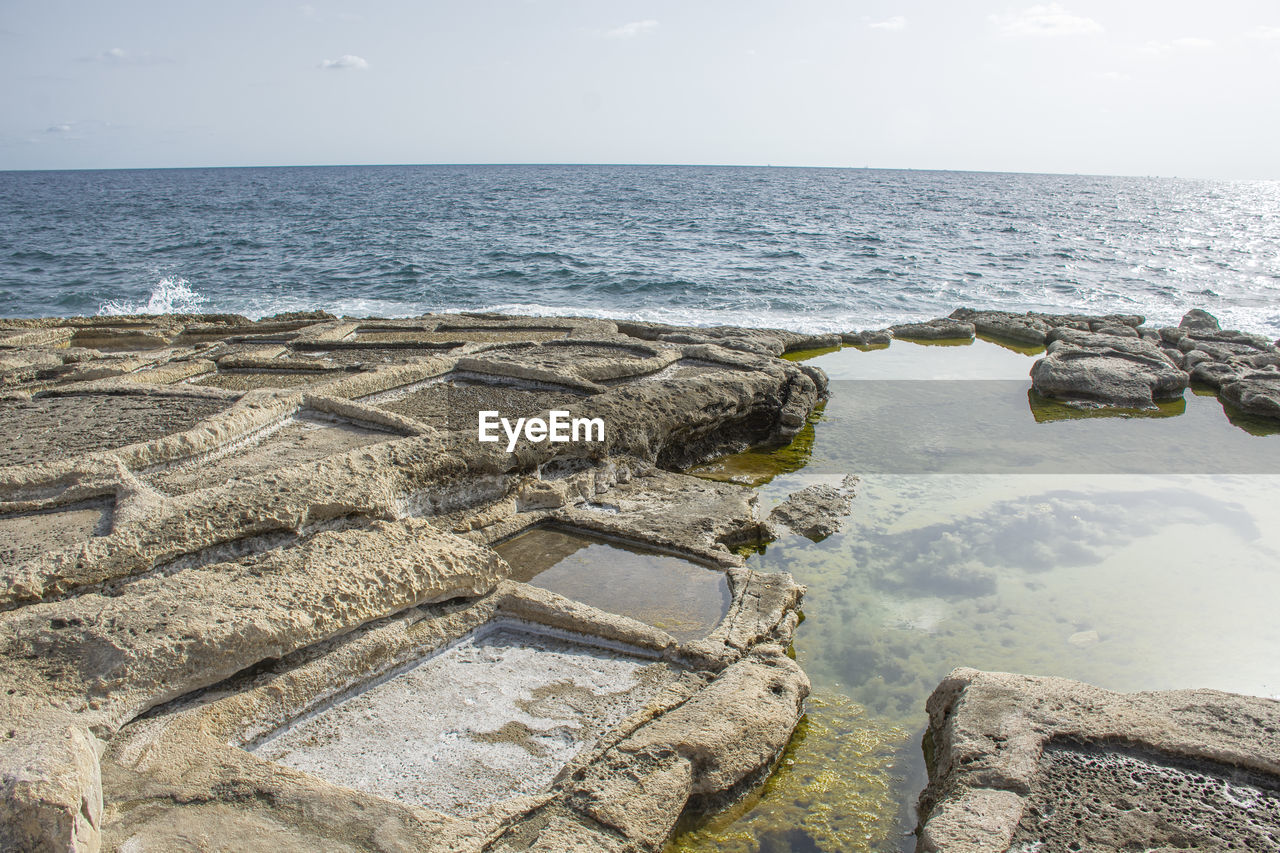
top-left (0, 311), bottom-right (816, 853)
top-left (1008, 743), bottom-right (1280, 853)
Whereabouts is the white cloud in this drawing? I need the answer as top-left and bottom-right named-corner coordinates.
top-left (868, 16), bottom-right (907, 32)
top-left (45, 124), bottom-right (73, 134)
top-left (82, 47), bottom-right (172, 66)
top-left (990, 4), bottom-right (1103, 38)
top-left (1246, 26), bottom-right (1280, 40)
top-left (319, 54), bottom-right (369, 70)
top-left (1139, 37), bottom-right (1216, 57)
top-left (605, 20), bottom-right (659, 39)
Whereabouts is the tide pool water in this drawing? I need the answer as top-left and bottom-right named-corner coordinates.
top-left (673, 339), bottom-right (1280, 853)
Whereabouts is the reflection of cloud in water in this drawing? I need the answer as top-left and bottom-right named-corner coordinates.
top-left (849, 488), bottom-right (1261, 597)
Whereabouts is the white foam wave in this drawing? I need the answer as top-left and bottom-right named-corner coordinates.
top-left (98, 277), bottom-right (209, 316)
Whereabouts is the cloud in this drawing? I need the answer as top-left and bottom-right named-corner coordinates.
top-left (1246, 25), bottom-right (1280, 40)
top-left (1139, 37), bottom-right (1216, 57)
top-left (81, 47), bottom-right (172, 66)
top-left (989, 4), bottom-right (1103, 38)
top-left (35, 120), bottom-right (114, 142)
top-left (604, 20), bottom-right (659, 39)
top-left (868, 16), bottom-right (907, 32)
top-left (319, 54), bottom-right (369, 70)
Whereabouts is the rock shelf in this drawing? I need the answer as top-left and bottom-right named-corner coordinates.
top-left (0, 311), bottom-right (819, 852)
top-left (2, 307), bottom-right (1277, 852)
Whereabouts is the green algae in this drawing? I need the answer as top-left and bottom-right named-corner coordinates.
top-left (783, 345), bottom-right (843, 362)
top-left (897, 337), bottom-right (973, 348)
top-left (666, 692), bottom-right (910, 853)
top-left (1027, 390), bottom-right (1187, 423)
top-left (974, 331), bottom-right (1047, 356)
top-left (1219, 400), bottom-right (1280, 436)
top-left (688, 402), bottom-right (826, 487)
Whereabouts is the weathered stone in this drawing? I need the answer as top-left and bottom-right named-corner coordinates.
top-left (1179, 308), bottom-right (1222, 334)
top-left (1220, 370), bottom-right (1280, 419)
top-left (0, 311), bottom-right (820, 852)
top-left (841, 329), bottom-right (893, 346)
top-left (768, 474), bottom-right (858, 541)
top-left (1031, 330), bottom-right (1188, 408)
top-left (917, 667), bottom-right (1280, 853)
top-left (891, 318), bottom-right (976, 341)
top-left (949, 309), bottom-right (1051, 345)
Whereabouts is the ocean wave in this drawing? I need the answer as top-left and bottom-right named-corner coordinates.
top-left (98, 277), bottom-right (209, 316)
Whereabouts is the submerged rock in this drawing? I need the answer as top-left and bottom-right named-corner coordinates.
top-left (768, 474), bottom-right (859, 542)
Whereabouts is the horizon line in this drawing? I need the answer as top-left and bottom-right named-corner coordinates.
top-left (1, 161), bottom-right (1271, 183)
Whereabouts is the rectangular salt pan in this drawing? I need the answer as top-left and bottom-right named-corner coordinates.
top-left (249, 627), bottom-right (672, 815)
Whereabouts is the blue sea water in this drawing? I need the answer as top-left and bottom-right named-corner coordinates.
top-left (1, 164), bottom-right (1279, 335)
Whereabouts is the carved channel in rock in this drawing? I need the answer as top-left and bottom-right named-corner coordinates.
top-left (143, 410), bottom-right (404, 495)
top-left (247, 624), bottom-right (677, 816)
top-left (0, 498), bottom-right (113, 567)
top-left (192, 369), bottom-right (338, 391)
top-left (494, 526), bottom-right (732, 642)
top-left (0, 392), bottom-right (231, 467)
top-left (365, 373), bottom-right (589, 432)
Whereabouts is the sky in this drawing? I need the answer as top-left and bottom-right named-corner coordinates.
top-left (2, 1), bottom-right (1278, 178)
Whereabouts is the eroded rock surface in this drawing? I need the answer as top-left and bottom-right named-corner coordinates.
top-left (768, 474), bottom-right (859, 541)
top-left (916, 667), bottom-right (1280, 853)
top-left (891, 318), bottom-right (976, 341)
top-left (1030, 328), bottom-right (1189, 409)
top-left (0, 311), bottom-right (817, 852)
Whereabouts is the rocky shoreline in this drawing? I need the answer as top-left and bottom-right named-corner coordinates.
top-left (1, 309), bottom-right (1277, 852)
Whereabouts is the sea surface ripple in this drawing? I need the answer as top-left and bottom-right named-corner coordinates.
top-left (1, 164), bottom-right (1278, 335)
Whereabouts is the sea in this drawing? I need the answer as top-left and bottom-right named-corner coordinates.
top-left (2, 164), bottom-right (1278, 335)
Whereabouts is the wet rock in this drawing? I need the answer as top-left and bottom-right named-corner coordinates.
top-left (1093, 323), bottom-right (1139, 338)
top-left (890, 318), bottom-right (976, 341)
top-left (1220, 370), bottom-right (1280, 419)
top-left (949, 309), bottom-right (1050, 346)
top-left (841, 329), bottom-right (893, 346)
top-left (916, 667), bottom-right (1280, 853)
top-left (1179, 308), bottom-right (1222, 334)
top-left (1030, 330), bottom-right (1188, 409)
top-left (768, 475), bottom-right (859, 541)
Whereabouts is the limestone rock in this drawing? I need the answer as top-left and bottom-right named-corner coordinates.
top-left (768, 474), bottom-right (858, 541)
top-left (1220, 370), bottom-right (1280, 419)
top-left (950, 309), bottom-right (1051, 346)
top-left (916, 667), bottom-right (1280, 853)
top-left (1030, 331), bottom-right (1188, 408)
top-left (0, 311), bottom-right (822, 852)
top-left (1179, 308), bottom-right (1222, 334)
top-left (890, 318), bottom-right (976, 341)
top-left (841, 329), bottom-right (893, 346)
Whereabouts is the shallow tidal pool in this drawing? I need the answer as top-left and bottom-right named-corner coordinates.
top-left (671, 338), bottom-right (1280, 853)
